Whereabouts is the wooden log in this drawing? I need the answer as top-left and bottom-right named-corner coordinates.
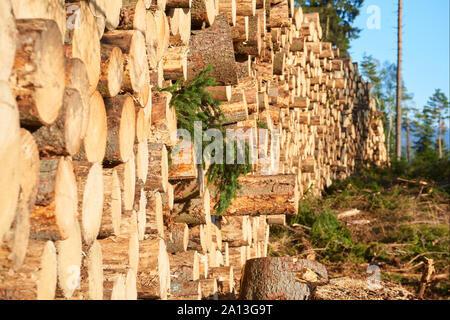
top-left (137, 237), bottom-right (170, 300)
top-left (166, 223), bottom-right (189, 253)
top-left (169, 140), bottom-right (198, 180)
top-left (169, 280), bottom-right (201, 300)
top-left (149, 91), bottom-right (177, 146)
top-left (85, 240), bottom-right (104, 300)
top-left (208, 266), bottom-right (234, 296)
top-left (221, 89), bottom-right (249, 124)
top-left (116, 158), bottom-right (137, 212)
top-left (217, 174), bottom-right (299, 216)
top-left (65, 1), bottom-right (101, 94)
top-left (199, 278), bottom-right (218, 299)
top-left (89, 0), bottom-right (122, 31)
top-left (169, 250), bottom-right (200, 282)
top-left (2, 129), bottom-right (40, 270)
top-left (103, 94), bottom-right (136, 164)
top-left (64, 58), bottom-right (90, 139)
top-left (0, 81), bottom-right (21, 243)
top-left (98, 45), bottom-right (124, 98)
top-left (187, 14), bottom-right (238, 85)
top-left (0, 0), bottom-right (17, 82)
top-left (9, 19), bottom-right (65, 126)
top-left (101, 30), bottom-right (148, 94)
top-left (0, 240), bottom-right (57, 300)
top-left (233, 14), bottom-right (261, 56)
top-left (269, 0), bottom-right (290, 27)
top-left (166, 0), bottom-right (192, 7)
top-left (236, 0), bottom-right (256, 16)
top-left (31, 157), bottom-right (78, 241)
top-left (79, 91), bottom-right (108, 163)
top-left (191, 0), bottom-right (216, 28)
top-left (56, 221), bottom-right (83, 299)
top-left (32, 89), bottom-right (84, 157)
top-left (72, 162), bottom-right (104, 246)
top-left (167, 7), bottom-right (192, 46)
top-left (12, 0), bottom-right (66, 45)
top-left (218, 0), bottom-right (236, 26)
top-left (219, 216), bottom-right (250, 246)
top-left (146, 143), bottom-right (169, 193)
top-left (162, 46), bottom-right (188, 81)
top-left (239, 257), bottom-right (311, 299)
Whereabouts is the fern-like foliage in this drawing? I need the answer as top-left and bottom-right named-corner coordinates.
top-left (159, 65), bottom-right (252, 215)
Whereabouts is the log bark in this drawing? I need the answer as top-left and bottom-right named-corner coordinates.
top-left (187, 14), bottom-right (238, 85)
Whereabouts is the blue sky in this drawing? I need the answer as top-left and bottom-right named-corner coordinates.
top-left (349, 0), bottom-right (449, 111)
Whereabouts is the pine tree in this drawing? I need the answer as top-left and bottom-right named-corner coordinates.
top-left (361, 54), bottom-right (385, 111)
top-left (295, 0), bottom-right (364, 54)
top-left (426, 89), bottom-right (449, 159)
top-left (159, 65), bottom-right (252, 215)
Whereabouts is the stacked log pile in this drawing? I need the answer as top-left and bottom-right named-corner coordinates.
top-left (0, 0), bottom-right (387, 300)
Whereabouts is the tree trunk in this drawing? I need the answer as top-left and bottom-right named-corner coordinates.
top-left (396, 0), bottom-right (403, 160)
top-left (239, 257), bottom-right (311, 300)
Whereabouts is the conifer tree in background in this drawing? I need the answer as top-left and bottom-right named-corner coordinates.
top-left (426, 89), bottom-right (449, 159)
top-left (159, 65), bottom-right (252, 215)
top-left (295, 0), bottom-right (364, 55)
top-left (361, 54), bottom-right (385, 111)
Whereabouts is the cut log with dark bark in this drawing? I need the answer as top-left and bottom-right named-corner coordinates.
top-left (187, 14), bottom-right (238, 85)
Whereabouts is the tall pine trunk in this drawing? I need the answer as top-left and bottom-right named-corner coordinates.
top-left (396, 0), bottom-right (403, 160)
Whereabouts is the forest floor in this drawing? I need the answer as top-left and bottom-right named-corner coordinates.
top-left (268, 165), bottom-right (449, 300)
